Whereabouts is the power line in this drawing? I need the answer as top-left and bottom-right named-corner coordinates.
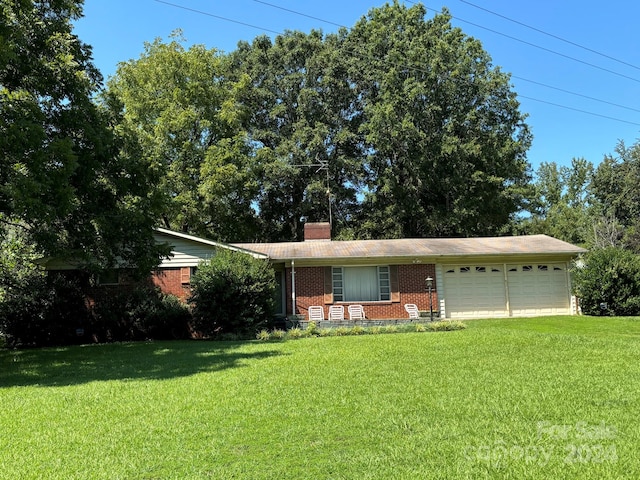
top-left (251, 0), bottom-right (343, 28)
top-left (512, 75), bottom-right (640, 114)
top-left (437, 10), bottom-right (640, 84)
top-left (403, 0), bottom-right (640, 83)
top-left (246, 0), bottom-right (640, 115)
top-left (153, 0), bottom-right (639, 126)
top-left (458, 0), bottom-right (640, 72)
top-left (518, 95), bottom-right (640, 126)
top-left (251, 0), bottom-right (640, 121)
top-left (247, 0), bottom-right (640, 113)
top-left (153, 0), bottom-right (281, 35)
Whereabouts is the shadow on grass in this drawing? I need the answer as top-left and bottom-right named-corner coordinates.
top-left (0, 340), bottom-right (284, 388)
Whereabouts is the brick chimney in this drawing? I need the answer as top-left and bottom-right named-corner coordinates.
top-left (304, 222), bottom-right (331, 241)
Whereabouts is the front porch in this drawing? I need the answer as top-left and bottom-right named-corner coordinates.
top-left (283, 313), bottom-right (441, 330)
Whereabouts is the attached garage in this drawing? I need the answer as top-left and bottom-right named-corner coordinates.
top-left (443, 265), bottom-right (508, 318)
top-left (441, 262), bottom-right (573, 319)
top-left (506, 264), bottom-right (571, 316)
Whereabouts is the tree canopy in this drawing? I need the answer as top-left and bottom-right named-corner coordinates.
top-left (104, 32), bottom-right (261, 242)
top-left (0, 0), bottom-right (165, 273)
top-left (105, 2), bottom-right (533, 242)
top-left (229, 30), bottom-right (364, 241)
top-left (520, 140), bottom-right (640, 253)
top-left (345, 4), bottom-right (532, 238)
top-left (590, 141), bottom-right (640, 251)
top-left (519, 158), bottom-right (593, 246)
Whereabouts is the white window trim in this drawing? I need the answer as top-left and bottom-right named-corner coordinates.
top-left (332, 265), bottom-right (391, 302)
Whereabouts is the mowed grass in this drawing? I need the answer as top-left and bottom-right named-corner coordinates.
top-left (1, 316), bottom-right (640, 479)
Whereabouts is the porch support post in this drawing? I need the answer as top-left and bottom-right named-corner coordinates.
top-left (291, 259), bottom-right (297, 315)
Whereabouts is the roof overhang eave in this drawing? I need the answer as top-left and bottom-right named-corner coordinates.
top-left (266, 250), bottom-right (585, 264)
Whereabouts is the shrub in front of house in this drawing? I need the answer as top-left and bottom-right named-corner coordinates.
top-left (189, 249), bottom-right (276, 338)
top-left (428, 320), bottom-right (467, 331)
top-left (572, 247), bottom-right (640, 316)
top-left (90, 286), bottom-right (192, 342)
top-left (129, 290), bottom-right (193, 340)
top-left (0, 273), bottom-right (89, 348)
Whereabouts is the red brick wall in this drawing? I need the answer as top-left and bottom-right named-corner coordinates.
top-left (284, 264), bottom-right (438, 320)
top-left (398, 264), bottom-right (437, 314)
top-left (53, 263), bottom-right (438, 320)
top-left (285, 266), bottom-right (325, 317)
top-left (151, 268), bottom-right (191, 301)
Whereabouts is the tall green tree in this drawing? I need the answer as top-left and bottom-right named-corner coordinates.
top-left (0, 0), bottom-right (164, 273)
top-left (519, 158), bottom-right (593, 246)
top-left (345, 3), bottom-right (532, 238)
top-left (105, 32), bottom-right (259, 242)
top-left (230, 30), bottom-right (364, 241)
top-left (590, 140), bottom-right (640, 252)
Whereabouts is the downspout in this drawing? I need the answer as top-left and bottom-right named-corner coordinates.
top-left (503, 263), bottom-right (511, 317)
top-left (566, 261), bottom-right (577, 314)
top-left (291, 259), bottom-right (297, 316)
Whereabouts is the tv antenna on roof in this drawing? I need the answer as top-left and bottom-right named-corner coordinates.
top-left (292, 155), bottom-right (333, 226)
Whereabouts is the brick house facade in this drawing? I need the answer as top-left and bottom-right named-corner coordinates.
top-left (285, 264), bottom-right (437, 320)
top-left (233, 223), bottom-right (584, 320)
top-left (46, 224), bottom-right (585, 321)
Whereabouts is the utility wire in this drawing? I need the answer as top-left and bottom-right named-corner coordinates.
top-left (512, 75), bottom-right (640, 114)
top-left (251, 0), bottom-right (640, 121)
top-left (153, 0), bottom-right (640, 126)
top-left (252, 0), bottom-right (343, 28)
top-left (153, 0), bottom-right (281, 35)
top-left (519, 95), bottom-right (640, 126)
top-left (247, 0), bottom-right (640, 112)
top-left (403, 0), bottom-right (640, 83)
top-left (458, 0), bottom-right (640, 72)
top-left (436, 9), bottom-right (640, 84)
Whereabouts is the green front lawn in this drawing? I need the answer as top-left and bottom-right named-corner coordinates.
top-left (1, 316), bottom-right (639, 479)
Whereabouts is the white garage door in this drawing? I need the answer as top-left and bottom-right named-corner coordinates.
top-left (443, 265), bottom-right (508, 318)
top-left (443, 263), bottom-right (571, 319)
top-left (507, 264), bottom-right (571, 316)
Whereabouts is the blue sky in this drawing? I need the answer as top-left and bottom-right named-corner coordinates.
top-left (74, 0), bottom-right (640, 173)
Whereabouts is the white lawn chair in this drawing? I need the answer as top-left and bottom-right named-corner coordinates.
top-left (348, 304), bottom-right (365, 321)
top-left (404, 303), bottom-right (420, 319)
top-left (308, 306), bottom-right (324, 322)
top-left (328, 305), bottom-right (345, 321)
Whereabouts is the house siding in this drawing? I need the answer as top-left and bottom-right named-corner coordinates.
top-left (285, 264), bottom-right (438, 320)
top-left (153, 233), bottom-right (217, 267)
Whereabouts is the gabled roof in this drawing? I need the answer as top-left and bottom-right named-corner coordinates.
top-left (44, 228), bottom-right (269, 270)
top-left (232, 235), bottom-right (586, 261)
top-left (155, 228), bottom-right (268, 260)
